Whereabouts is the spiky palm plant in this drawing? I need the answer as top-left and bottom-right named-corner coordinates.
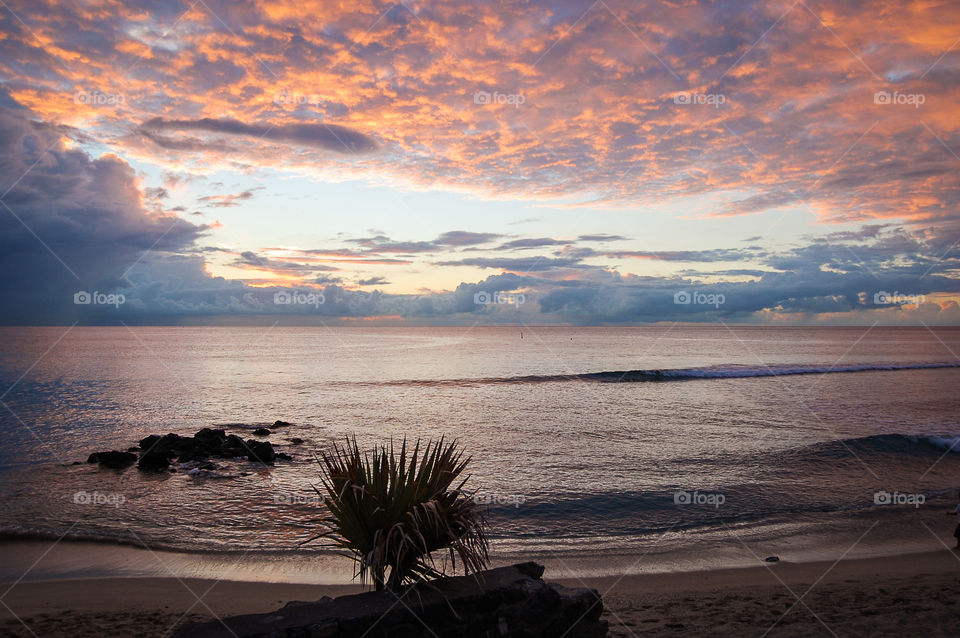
top-left (307, 437), bottom-right (489, 592)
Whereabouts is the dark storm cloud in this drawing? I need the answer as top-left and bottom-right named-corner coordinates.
top-left (0, 105), bottom-right (205, 323)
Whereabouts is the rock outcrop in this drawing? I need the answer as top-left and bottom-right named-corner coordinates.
top-left (86, 450), bottom-right (138, 469)
top-left (86, 427), bottom-right (290, 472)
top-left (173, 562), bottom-right (607, 638)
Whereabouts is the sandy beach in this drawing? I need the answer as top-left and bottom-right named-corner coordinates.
top-left (2, 549), bottom-right (958, 637)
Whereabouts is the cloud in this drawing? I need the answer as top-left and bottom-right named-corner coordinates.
top-left (1, 100), bottom-right (957, 327)
top-left (578, 234), bottom-right (629, 242)
top-left (358, 276), bottom-right (390, 286)
top-left (600, 249), bottom-right (757, 262)
top-left (0, 105), bottom-right (205, 323)
top-left (436, 256), bottom-right (586, 271)
top-left (434, 231), bottom-right (502, 247)
top-left (140, 117), bottom-right (378, 154)
top-left (341, 231), bottom-right (504, 255)
top-left (197, 189), bottom-right (261, 208)
top-left (497, 237), bottom-right (573, 250)
top-left (2, 0), bottom-right (956, 229)
top-left (231, 250), bottom-right (339, 273)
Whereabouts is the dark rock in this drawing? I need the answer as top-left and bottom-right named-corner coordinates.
top-left (245, 440), bottom-right (275, 464)
top-left (87, 451), bottom-right (138, 469)
top-left (173, 562), bottom-right (607, 638)
top-left (253, 427), bottom-right (271, 436)
top-left (127, 447), bottom-right (139, 453)
top-left (220, 434), bottom-right (247, 458)
top-left (282, 598), bottom-right (332, 609)
top-left (137, 434), bottom-right (183, 471)
top-left (194, 428), bottom-right (226, 448)
top-left (275, 452), bottom-right (292, 461)
top-left (138, 449), bottom-right (172, 472)
top-left (175, 438), bottom-right (207, 463)
top-left (138, 434), bottom-right (161, 450)
top-left (153, 433), bottom-right (183, 456)
top-left (764, 556), bottom-right (780, 563)
top-left (289, 438), bottom-right (304, 445)
top-left (106, 426), bottom-right (284, 472)
top-left (272, 420), bottom-right (291, 427)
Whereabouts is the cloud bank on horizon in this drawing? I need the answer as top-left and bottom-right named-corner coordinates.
top-left (0, 0), bottom-right (958, 324)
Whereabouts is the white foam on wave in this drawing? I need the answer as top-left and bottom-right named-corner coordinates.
top-left (668, 361), bottom-right (960, 379)
top-left (917, 435), bottom-right (960, 453)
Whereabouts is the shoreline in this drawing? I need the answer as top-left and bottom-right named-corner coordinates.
top-left (3, 549), bottom-right (959, 636)
top-left (0, 525), bottom-right (954, 585)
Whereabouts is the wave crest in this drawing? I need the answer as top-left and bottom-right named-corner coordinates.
top-left (371, 361), bottom-right (960, 387)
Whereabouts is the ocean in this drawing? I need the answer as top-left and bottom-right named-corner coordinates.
top-left (1, 325), bottom-right (958, 583)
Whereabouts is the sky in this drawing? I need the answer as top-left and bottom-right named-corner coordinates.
top-left (0, 0), bottom-right (958, 325)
